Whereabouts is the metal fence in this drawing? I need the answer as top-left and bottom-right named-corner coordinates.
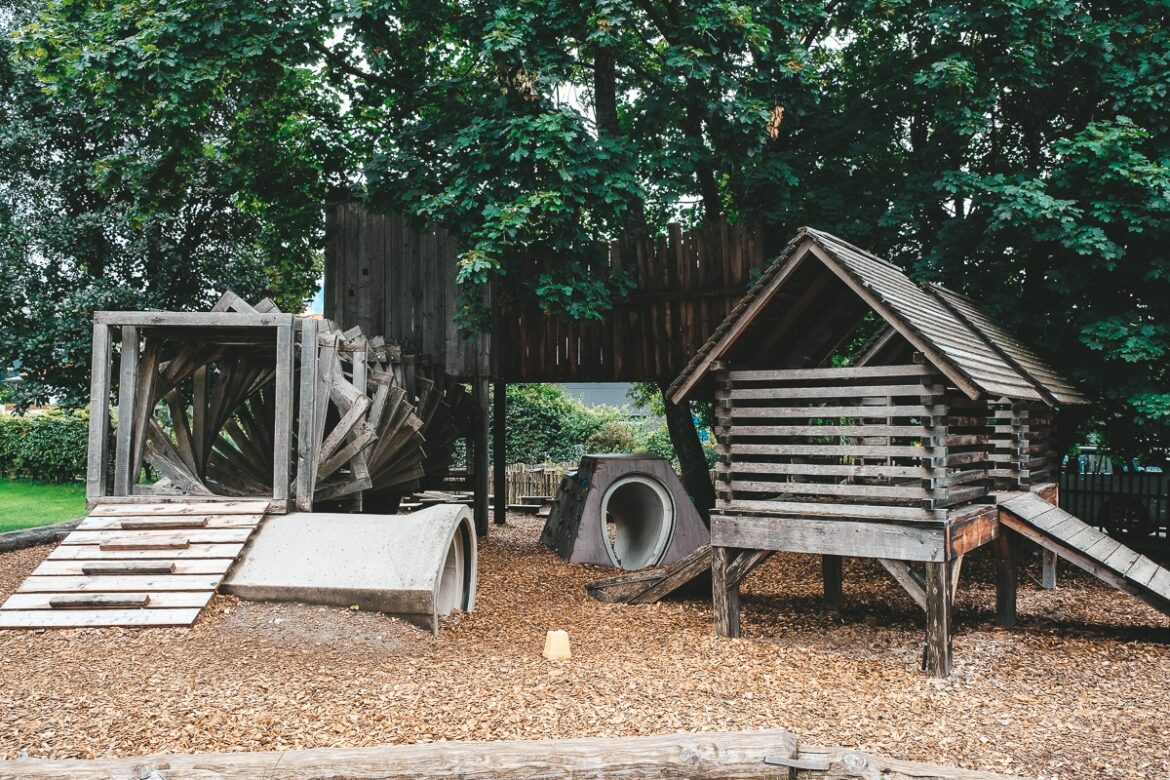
top-left (1060, 471), bottom-right (1170, 550)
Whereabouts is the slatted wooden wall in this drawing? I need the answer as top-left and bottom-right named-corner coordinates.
top-left (324, 204), bottom-right (769, 382)
top-left (495, 220), bottom-right (769, 383)
top-left (325, 203), bottom-right (489, 380)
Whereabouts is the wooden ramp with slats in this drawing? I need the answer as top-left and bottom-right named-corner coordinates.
top-left (0, 500), bottom-right (269, 629)
top-left (998, 492), bottom-right (1170, 617)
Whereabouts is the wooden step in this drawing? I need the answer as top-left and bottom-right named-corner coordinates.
top-left (99, 536), bottom-right (191, 551)
top-left (80, 562), bottom-right (177, 576)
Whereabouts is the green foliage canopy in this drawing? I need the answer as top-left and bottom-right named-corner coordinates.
top-left (2, 0), bottom-right (1168, 458)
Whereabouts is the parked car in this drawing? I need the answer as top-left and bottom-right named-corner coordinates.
top-left (1061, 447), bottom-right (1170, 540)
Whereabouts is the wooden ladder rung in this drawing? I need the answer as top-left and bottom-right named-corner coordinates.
top-left (49, 594), bottom-right (151, 610)
top-left (118, 517), bottom-right (210, 530)
top-left (80, 562), bottom-right (177, 576)
top-left (99, 537), bottom-right (191, 551)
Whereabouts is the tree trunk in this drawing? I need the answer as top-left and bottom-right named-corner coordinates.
top-left (660, 382), bottom-right (715, 523)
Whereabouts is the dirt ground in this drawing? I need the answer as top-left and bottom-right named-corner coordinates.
top-left (1, 513), bottom-right (1168, 779)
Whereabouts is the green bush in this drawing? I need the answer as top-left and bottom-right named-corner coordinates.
top-left (503, 384), bottom-right (633, 463)
top-left (586, 420), bottom-right (637, 453)
top-left (0, 409), bottom-right (89, 483)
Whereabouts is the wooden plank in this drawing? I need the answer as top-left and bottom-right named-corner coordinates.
top-left (730, 443), bottom-right (927, 458)
top-left (78, 515), bottom-right (241, 530)
top-left (49, 594), bottom-right (150, 609)
top-left (296, 317), bottom-right (320, 510)
top-left (924, 560), bottom-right (952, 677)
top-left (47, 543), bottom-right (244, 561)
top-left (993, 531), bottom-right (1017, 628)
top-left (113, 325), bottom-right (139, 495)
top-left (711, 514), bottom-right (945, 562)
top-left (878, 559), bottom-right (927, 611)
top-left (0, 608), bottom-right (202, 629)
top-left (2, 591), bottom-right (213, 611)
top-left (66, 528), bottom-right (251, 545)
top-left (711, 546), bottom-right (740, 638)
top-left (732, 424), bottom-right (931, 438)
top-left (999, 513), bottom-right (1170, 617)
top-left (721, 462), bottom-right (930, 479)
top-left (729, 404), bottom-right (935, 419)
top-left (95, 311), bottom-right (295, 328)
top-left (89, 501), bottom-right (269, 516)
top-left (1100, 544), bottom-right (1142, 578)
top-left (727, 383), bottom-right (945, 400)
top-left (728, 480), bottom-right (929, 500)
top-left (1122, 556), bottom-right (1163, 589)
top-left (79, 562), bottom-right (176, 576)
top-left (273, 320), bottom-right (295, 505)
top-left (822, 555), bottom-right (843, 608)
top-left (32, 560), bottom-right (229, 577)
top-left (18, 575), bottom-right (222, 593)
top-left (727, 364), bottom-right (934, 382)
top-left (98, 537), bottom-right (191, 551)
top-left (85, 323), bottom-right (113, 502)
top-left (721, 500), bottom-right (932, 522)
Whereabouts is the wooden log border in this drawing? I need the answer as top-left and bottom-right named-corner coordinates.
top-left (0, 730), bottom-right (1023, 780)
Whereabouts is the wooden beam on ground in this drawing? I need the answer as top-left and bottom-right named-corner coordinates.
top-left (0, 731), bottom-right (1025, 780)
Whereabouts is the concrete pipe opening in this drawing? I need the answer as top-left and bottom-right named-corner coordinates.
top-left (600, 474), bottom-right (675, 569)
top-left (435, 522), bottom-right (471, 616)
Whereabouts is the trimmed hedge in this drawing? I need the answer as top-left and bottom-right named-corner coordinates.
top-left (0, 410), bottom-right (89, 483)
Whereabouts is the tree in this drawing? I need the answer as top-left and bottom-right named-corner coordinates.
top-left (6, 0), bottom-right (1169, 466)
top-left (0, 0), bottom-right (344, 406)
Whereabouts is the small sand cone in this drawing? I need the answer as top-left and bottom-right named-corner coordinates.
top-left (542, 629), bottom-right (571, 660)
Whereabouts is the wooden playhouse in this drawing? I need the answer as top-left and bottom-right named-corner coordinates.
top-left (667, 228), bottom-right (1098, 676)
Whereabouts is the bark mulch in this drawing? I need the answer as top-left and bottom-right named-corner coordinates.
top-left (1, 514), bottom-right (1167, 779)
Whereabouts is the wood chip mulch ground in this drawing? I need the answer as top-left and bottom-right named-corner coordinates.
top-left (1, 513), bottom-right (1168, 779)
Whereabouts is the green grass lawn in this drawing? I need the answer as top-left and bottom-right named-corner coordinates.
top-left (0, 479), bottom-right (87, 533)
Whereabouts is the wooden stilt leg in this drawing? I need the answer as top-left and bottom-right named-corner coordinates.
top-left (712, 546), bottom-right (741, 638)
top-left (822, 554), bottom-right (843, 609)
top-left (924, 560), bottom-right (952, 678)
top-left (993, 531), bottom-right (1018, 628)
top-left (1041, 549), bottom-right (1058, 589)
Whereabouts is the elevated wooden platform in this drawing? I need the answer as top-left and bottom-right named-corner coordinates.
top-left (0, 500), bottom-right (268, 629)
top-left (998, 491), bottom-right (1170, 616)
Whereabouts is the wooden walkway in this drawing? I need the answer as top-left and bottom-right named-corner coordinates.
top-left (998, 492), bottom-right (1170, 616)
top-left (0, 500), bottom-right (268, 629)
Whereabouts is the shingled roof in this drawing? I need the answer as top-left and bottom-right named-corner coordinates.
top-left (666, 227), bottom-right (1086, 406)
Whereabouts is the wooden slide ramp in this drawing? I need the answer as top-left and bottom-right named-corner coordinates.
top-left (0, 500), bottom-right (269, 629)
top-left (998, 492), bottom-right (1170, 617)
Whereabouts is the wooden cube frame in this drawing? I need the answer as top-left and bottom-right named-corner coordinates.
top-left (85, 311), bottom-right (297, 509)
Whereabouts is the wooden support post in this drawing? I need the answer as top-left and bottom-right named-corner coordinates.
top-left (822, 554), bottom-right (843, 609)
top-left (295, 317), bottom-right (319, 511)
top-left (472, 376), bottom-right (490, 536)
top-left (1041, 549), bottom-right (1058, 589)
top-left (924, 560), bottom-right (953, 678)
top-left (993, 531), bottom-right (1018, 628)
top-left (85, 323), bottom-right (113, 503)
top-left (711, 546), bottom-right (740, 638)
top-left (492, 381), bottom-right (506, 525)
top-left (272, 321), bottom-right (295, 507)
top-left (113, 325), bottom-right (139, 495)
